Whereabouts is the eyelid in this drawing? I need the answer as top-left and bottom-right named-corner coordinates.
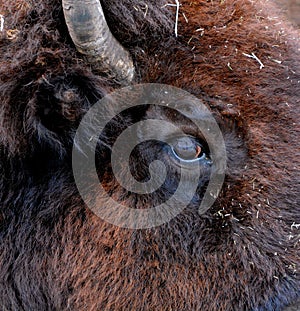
top-left (168, 125), bottom-right (207, 143)
top-left (165, 132), bottom-right (201, 144)
top-left (166, 134), bottom-right (206, 152)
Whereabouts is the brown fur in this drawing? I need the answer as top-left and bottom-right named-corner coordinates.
top-left (0, 0), bottom-right (299, 310)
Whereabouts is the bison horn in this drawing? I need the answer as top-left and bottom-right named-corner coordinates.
top-left (62, 0), bottom-right (135, 82)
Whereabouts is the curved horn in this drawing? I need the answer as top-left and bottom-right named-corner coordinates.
top-left (62, 0), bottom-right (135, 82)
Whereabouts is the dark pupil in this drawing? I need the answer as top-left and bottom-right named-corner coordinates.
top-left (173, 137), bottom-right (202, 160)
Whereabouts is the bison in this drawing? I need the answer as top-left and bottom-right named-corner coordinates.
top-left (0, 0), bottom-right (299, 310)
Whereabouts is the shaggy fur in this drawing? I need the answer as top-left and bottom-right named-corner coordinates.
top-left (0, 0), bottom-right (299, 310)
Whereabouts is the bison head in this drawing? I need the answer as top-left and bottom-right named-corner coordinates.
top-left (0, 0), bottom-right (299, 310)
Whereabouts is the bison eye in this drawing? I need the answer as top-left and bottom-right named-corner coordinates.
top-left (170, 136), bottom-right (206, 163)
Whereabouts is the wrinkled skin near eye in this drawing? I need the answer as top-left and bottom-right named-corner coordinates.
top-left (169, 136), bottom-right (207, 163)
top-left (94, 105), bottom-right (214, 210)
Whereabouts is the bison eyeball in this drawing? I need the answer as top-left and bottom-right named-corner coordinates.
top-left (170, 136), bottom-right (207, 163)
